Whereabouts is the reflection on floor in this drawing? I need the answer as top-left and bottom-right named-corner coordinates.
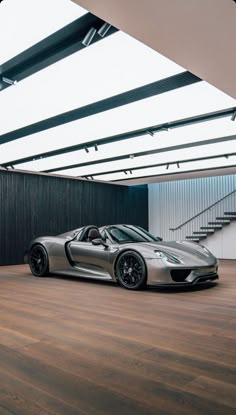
top-left (0, 260), bottom-right (235, 415)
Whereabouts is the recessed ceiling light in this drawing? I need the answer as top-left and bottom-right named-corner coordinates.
top-left (231, 111), bottom-right (236, 121)
top-left (82, 28), bottom-right (97, 47)
top-left (147, 130), bottom-right (154, 137)
top-left (98, 22), bottom-right (111, 38)
top-left (2, 76), bottom-right (17, 86)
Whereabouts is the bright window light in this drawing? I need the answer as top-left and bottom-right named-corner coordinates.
top-left (0, 82), bottom-right (235, 165)
top-left (0, 31), bottom-right (184, 135)
top-left (0, 0), bottom-right (86, 64)
top-left (11, 117), bottom-right (236, 171)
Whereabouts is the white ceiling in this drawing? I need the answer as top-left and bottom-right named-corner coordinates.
top-left (0, 31), bottom-right (183, 135)
top-left (0, 0), bottom-right (86, 64)
top-left (9, 117), bottom-right (236, 173)
top-left (72, 0), bottom-right (236, 99)
top-left (0, 0), bottom-right (236, 185)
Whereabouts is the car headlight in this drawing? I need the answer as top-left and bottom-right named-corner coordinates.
top-left (154, 250), bottom-right (181, 264)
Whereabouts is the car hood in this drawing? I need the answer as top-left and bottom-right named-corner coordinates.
top-left (128, 240), bottom-right (216, 266)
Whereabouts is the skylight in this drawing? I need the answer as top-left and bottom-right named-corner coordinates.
top-left (0, 0), bottom-right (235, 184)
top-left (0, 0), bottom-right (87, 64)
top-left (0, 82), bottom-right (235, 166)
top-left (48, 139), bottom-right (236, 178)
top-left (8, 116), bottom-right (236, 172)
top-left (89, 156), bottom-right (236, 183)
top-left (0, 31), bottom-right (184, 135)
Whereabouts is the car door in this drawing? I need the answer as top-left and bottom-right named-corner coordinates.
top-left (68, 240), bottom-right (113, 279)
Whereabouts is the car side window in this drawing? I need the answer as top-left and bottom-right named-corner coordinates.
top-left (100, 229), bottom-right (113, 244)
top-left (100, 230), bottom-right (105, 239)
top-left (74, 230), bottom-right (83, 241)
top-left (110, 228), bottom-right (128, 241)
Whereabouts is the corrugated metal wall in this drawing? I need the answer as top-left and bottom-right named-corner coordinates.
top-left (149, 175), bottom-right (236, 241)
top-left (0, 170), bottom-right (148, 265)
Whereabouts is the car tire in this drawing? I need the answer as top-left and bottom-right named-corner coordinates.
top-left (115, 251), bottom-right (147, 290)
top-left (29, 244), bottom-right (49, 277)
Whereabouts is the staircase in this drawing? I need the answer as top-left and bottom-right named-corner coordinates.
top-left (169, 189), bottom-right (236, 243)
top-left (185, 211), bottom-right (236, 242)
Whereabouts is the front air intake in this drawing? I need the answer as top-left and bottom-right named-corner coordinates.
top-left (170, 269), bottom-right (192, 282)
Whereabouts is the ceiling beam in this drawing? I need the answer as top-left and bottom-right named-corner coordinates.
top-left (112, 165), bottom-right (236, 184)
top-left (72, 0), bottom-right (236, 98)
top-left (42, 133), bottom-right (236, 174)
top-left (2, 107), bottom-right (234, 168)
top-left (0, 71), bottom-right (200, 145)
top-left (82, 151), bottom-right (236, 180)
top-left (0, 13), bottom-right (118, 91)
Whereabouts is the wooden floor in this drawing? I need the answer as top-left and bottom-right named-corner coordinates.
top-left (0, 261), bottom-right (235, 415)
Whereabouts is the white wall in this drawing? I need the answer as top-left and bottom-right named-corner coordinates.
top-left (148, 174), bottom-right (236, 259)
top-left (203, 220), bottom-right (236, 259)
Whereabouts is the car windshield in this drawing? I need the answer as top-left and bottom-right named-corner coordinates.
top-left (106, 225), bottom-right (161, 244)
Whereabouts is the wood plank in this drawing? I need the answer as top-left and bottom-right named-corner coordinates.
top-left (0, 368), bottom-right (87, 415)
top-left (0, 344), bottom-right (163, 415)
top-left (183, 376), bottom-right (236, 409)
top-left (0, 259), bottom-right (235, 415)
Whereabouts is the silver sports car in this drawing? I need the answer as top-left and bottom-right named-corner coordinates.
top-left (25, 224), bottom-right (219, 290)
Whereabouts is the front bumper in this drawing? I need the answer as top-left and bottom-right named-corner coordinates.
top-left (147, 259), bottom-right (219, 286)
top-left (191, 273), bottom-right (219, 285)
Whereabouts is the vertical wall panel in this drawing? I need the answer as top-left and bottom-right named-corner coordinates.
top-left (149, 175), bottom-right (236, 242)
top-left (203, 220), bottom-right (236, 259)
top-left (0, 170), bottom-right (148, 265)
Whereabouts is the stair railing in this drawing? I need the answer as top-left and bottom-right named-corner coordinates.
top-left (169, 189), bottom-right (236, 231)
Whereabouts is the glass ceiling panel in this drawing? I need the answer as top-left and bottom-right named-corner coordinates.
top-left (0, 0), bottom-right (86, 64)
top-left (89, 156), bottom-right (236, 183)
top-left (12, 117), bottom-right (236, 172)
top-left (49, 140), bottom-right (236, 177)
top-left (0, 82), bottom-right (235, 165)
top-left (0, 31), bottom-right (184, 135)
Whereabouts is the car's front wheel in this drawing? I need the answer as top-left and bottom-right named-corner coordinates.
top-left (29, 244), bottom-right (49, 277)
top-left (115, 251), bottom-right (147, 290)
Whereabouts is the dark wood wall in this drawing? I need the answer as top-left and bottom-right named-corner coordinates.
top-left (0, 170), bottom-right (148, 265)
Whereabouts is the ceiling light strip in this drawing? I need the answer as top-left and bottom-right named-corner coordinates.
top-left (0, 71), bottom-right (201, 145)
top-left (3, 106), bottom-right (234, 168)
top-left (111, 164), bottom-right (236, 183)
top-left (79, 151), bottom-right (236, 179)
top-left (42, 133), bottom-right (236, 173)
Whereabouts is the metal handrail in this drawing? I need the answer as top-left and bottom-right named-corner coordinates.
top-left (169, 189), bottom-right (236, 231)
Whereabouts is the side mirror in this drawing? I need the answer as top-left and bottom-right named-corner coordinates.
top-left (92, 238), bottom-right (109, 248)
top-left (157, 237), bottom-right (163, 241)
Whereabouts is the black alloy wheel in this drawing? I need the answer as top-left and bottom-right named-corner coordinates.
top-left (29, 244), bottom-right (49, 277)
top-left (116, 251), bottom-right (147, 290)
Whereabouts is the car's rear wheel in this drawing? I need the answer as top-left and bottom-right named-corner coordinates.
top-left (29, 244), bottom-right (49, 277)
top-left (115, 251), bottom-right (147, 290)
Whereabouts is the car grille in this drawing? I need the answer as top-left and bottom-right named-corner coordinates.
top-left (170, 269), bottom-right (192, 282)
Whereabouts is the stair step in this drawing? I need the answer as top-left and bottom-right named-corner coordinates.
top-left (201, 226), bottom-right (222, 229)
top-left (185, 237), bottom-right (200, 242)
top-left (186, 235), bottom-right (204, 240)
top-left (216, 217), bottom-right (235, 220)
top-left (208, 221), bottom-right (230, 225)
top-left (193, 231), bottom-right (214, 235)
top-left (193, 232), bottom-right (208, 235)
top-left (224, 212), bottom-right (236, 215)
